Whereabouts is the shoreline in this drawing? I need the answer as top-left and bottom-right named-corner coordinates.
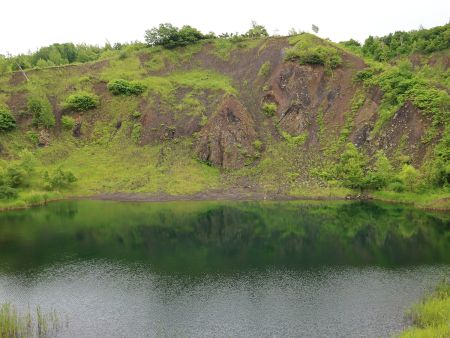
top-left (0, 190), bottom-right (449, 212)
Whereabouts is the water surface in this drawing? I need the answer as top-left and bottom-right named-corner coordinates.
top-left (0, 200), bottom-right (448, 337)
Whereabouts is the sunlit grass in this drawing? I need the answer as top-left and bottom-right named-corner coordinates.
top-left (399, 281), bottom-right (450, 338)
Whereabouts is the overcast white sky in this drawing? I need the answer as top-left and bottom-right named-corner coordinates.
top-left (1, 0), bottom-right (449, 55)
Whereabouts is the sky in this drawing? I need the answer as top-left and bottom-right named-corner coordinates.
top-left (1, 0), bottom-right (449, 55)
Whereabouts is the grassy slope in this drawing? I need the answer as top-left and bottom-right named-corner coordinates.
top-left (0, 36), bottom-right (448, 210)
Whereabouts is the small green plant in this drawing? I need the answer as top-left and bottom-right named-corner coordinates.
top-left (63, 92), bottom-right (99, 112)
top-left (200, 115), bottom-right (208, 126)
top-left (258, 61), bottom-right (271, 77)
top-left (107, 79), bottom-right (146, 96)
top-left (26, 131), bottom-right (39, 145)
top-left (130, 111), bottom-right (142, 119)
top-left (281, 131), bottom-right (308, 147)
top-left (261, 102), bottom-right (277, 117)
top-left (28, 97), bottom-right (55, 129)
top-left (0, 109), bottom-right (16, 132)
top-left (61, 116), bottom-right (75, 130)
top-left (252, 140), bottom-right (263, 151)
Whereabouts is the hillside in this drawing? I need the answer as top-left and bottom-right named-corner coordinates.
top-left (0, 26), bottom-right (449, 209)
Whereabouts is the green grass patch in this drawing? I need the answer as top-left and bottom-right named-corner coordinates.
top-left (372, 189), bottom-right (450, 210)
top-left (400, 281), bottom-right (450, 338)
top-left (166, 70), bottom-right (236, 94)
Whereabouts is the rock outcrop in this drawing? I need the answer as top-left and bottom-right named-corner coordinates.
top-left (195, 96), bottom-right (258, 169)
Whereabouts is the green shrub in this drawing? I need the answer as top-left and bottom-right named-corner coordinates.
top-left (63, 92), bottom-right (99, 112)
top-left (0, 185), bottom-right (18, 199)
top-left (398, 164), bottom-right (420, 192)
top-left (0, 109), bottom-right (16, 132)
top-left (107, 79), bottom-right (146, 96)
top-left (426, 124), bottom-right (450, 187)
top-left (145, 23), bottom-right (210, 48)
top-left (28, 97), bottom-right (55, 128)
top-left (366, 150), bottom-right (395, 189)
top-left (118, 50), bottom-right (128, 60)
top-left (244, 21), bottom-right (269, 38)
top-left (262, 102), bottom-right (277, 117)
top-left (5, 166), bottom-right (27, 188)
top-left (61, 116), bottom-right (75, 130)
top-left (44, 167), bottom-right (77, 190)
top-left (285, 34), bottom-right (342, 70)
top-left (334, 143), bottom-right (368, 190)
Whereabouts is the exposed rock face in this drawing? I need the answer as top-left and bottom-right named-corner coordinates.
top-left (372, 101), bottom-right (429, 164)
top-left (195, 96), bottom-right (257, 169)
top-left (267, 57), bottom-right (365, 147)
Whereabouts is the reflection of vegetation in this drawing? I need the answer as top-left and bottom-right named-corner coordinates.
top-left (400, 280), bottom-right (450, 337)
top-left (0, 201), bottom-right (448, 274)
top-left (0, 303), bottom-right (65, 338)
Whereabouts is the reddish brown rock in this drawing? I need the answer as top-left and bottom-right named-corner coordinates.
top-left (195, 96), bottom-right (258, 169)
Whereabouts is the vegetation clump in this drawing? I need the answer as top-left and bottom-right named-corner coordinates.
top-left (28, 97), bottom-right (55, 129)
top-left (63, 92), bottom-right (99, 112)
top-left (44, 167), bottom-right (77, 190)
top-left (285, 34), bottom-right (342, 70)
top-left (356, 61), bottom-right (450, 132)
top-left (0, 151), bottom-right (37, 200)
top-left (0, 109), bottom-right (16, 132)
top-left (362, 23), bottom-right (450, 61)
top-left (258, 61), bottom-right (271, 77)
top-left (261, 102), bottom-right (277, 117)
top-left (243, 21), bottom-right (269, 38)
top-left (61, 116), bottom-right (75, 130)
top-left (107, 79), bottom-right (146, 96)
top-left (145, 23), bottom-right (212, 49)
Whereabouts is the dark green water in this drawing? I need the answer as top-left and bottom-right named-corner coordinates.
top-left (0, 200), bottom-right (449, 337)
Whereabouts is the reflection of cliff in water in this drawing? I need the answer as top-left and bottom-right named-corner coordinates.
top-left (0, 200), bottom-right (448, 273)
